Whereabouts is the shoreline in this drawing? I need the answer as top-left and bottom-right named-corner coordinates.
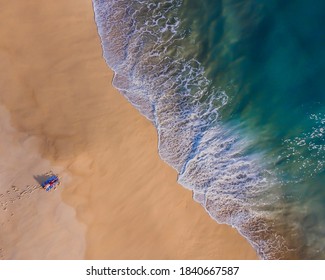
top-left (0, 0), bottom-right (257, 259)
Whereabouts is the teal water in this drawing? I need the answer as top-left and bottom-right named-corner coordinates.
top-left (93, 0), bottom-right (325, 259)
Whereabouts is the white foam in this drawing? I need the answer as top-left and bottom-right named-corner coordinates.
top-left (92, 0), bottom-right (295, 259)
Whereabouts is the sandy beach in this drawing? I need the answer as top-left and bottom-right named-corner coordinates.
top-left (0, 0), bottom-right (257, 259)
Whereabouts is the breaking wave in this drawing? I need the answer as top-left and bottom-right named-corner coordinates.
top-left (92, 0), bottom-right (318, 259)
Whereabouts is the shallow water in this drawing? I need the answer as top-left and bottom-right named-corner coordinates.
top-left (92, 0), bottom-right (325, 259)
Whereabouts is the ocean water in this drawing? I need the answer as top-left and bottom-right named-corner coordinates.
top-left (92, 0), bottom-right (325, 259)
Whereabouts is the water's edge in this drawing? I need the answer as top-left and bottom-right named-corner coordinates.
top-left (91, 0), bottom-right (303, 259)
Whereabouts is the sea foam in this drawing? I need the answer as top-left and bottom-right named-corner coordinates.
top-left (92, 0), bottom-right (299, 259)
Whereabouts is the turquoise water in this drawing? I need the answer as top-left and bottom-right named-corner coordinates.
top-left (93, 0), bottom-right (325, 259)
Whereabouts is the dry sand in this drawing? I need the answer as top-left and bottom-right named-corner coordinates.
top-left (0, 0), bottom-right (257, 259)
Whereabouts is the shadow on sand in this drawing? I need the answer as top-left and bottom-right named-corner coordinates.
top-left (33, 171), bottom-right (54, 186)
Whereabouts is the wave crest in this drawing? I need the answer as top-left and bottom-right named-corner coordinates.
top-left (92, 0), bottom-right (298, 259)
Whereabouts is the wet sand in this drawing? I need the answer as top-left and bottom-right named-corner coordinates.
top-left (0, 0), bottom-right (257, 259)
